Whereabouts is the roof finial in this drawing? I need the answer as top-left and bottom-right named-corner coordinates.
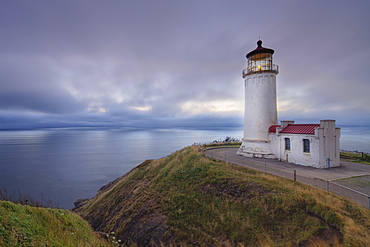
top-left (257, 40), bottom-right (262, 47)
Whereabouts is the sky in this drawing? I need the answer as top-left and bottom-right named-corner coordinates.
top-left (1, 0), bottom-right (370, 130)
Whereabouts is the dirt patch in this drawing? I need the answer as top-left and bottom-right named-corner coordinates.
top-left (299, 214), bottom-right (343, 247)
top-left (198, 179), bottom-right (272, 204)
top-left (116, 198), bottom-right (171, 246)
top-left (74, 176), bottom-right (171, 246)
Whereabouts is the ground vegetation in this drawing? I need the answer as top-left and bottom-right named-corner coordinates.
top-left (74, 146), bottom-right (370, 246)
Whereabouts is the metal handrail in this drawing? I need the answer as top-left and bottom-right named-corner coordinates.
top-left (242, 64), bottom-right (279, 77)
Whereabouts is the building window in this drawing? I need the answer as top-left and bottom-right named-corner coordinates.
top-left (285, 138), bottom-right (290, 151)
top-left (303, 139), bottom-right (310, 153)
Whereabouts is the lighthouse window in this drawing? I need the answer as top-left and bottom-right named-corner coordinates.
top-left (248, 53), bottom-right (273, 73)
top-left (285, 138), bottom-right (291, 151)
top-left (303, 139), bottom-right (310, 153)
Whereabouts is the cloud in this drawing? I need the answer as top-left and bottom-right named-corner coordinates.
top-left (0, 55), bottom-right (86, 114)
top-left (0, 1), bottom-right (369, 129)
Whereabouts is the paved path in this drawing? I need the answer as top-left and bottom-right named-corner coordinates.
top-left (204, 147), bottom-right (370, 208)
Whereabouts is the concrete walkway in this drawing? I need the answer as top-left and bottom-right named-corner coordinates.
top-left (204, 147), bottom-right (370, 208)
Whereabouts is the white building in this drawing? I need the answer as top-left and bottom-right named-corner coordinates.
top-left (238, 40), bottom-right (340, 168)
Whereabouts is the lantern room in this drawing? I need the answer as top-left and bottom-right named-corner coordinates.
top-left (243, 40), bottom-right (279, 77)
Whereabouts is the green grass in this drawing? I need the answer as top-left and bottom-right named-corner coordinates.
top-left (76, 146), bottom-right (370, 246)
top-left (337, 175), bottom-right (370, 188)
top-left (341, 151), bottom-right (370, 165)
top-left (203, 141), bottom-right (242, 149)
top-left (355, 178), bottom-right (370, 187)
top-left (0, 201), bottom-right (111, 246)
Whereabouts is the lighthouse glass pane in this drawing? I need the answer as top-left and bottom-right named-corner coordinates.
top-left (248, 53), bottom-right (272, 72)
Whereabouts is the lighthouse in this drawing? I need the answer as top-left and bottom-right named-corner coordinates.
top-left (238, 40), bottom-right (279, 158)
top-left (237, 40), bottom-right (340, 168)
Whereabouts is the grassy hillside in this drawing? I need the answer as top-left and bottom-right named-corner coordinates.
top-left (0, 200), bottom-right (111, 246)
top-left (75, 146), bottom-right (370, 246)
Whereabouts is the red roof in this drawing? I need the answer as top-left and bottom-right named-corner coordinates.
top-left (246, 40), bottom-right (275, 58)
top-left (279, 124), bottom-right (320, 135)
top-left (269, 125), bottom-right (281, 133)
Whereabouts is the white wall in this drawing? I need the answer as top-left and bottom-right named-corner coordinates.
top-left (270, 133), bottom-right (321, 167)
top-left (243, 73), bottom-right (277, 142)
top-left (239, 72), bottom-right (277, 157)
top-left (270, 120), bottom-right (341, 168)
top-left (317, 120), bottom-right (341, 168)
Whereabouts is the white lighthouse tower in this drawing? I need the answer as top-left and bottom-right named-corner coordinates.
top-left (238, 40), bottom-right (279, 158)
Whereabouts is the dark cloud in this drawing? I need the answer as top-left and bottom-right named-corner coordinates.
top-left (0, 55), bottom-right (86, 113)
top-left (0, 1), bottom-right (369, 129)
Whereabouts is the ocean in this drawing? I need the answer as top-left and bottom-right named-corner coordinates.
top-left (0, 126), bottom-right (369, 209)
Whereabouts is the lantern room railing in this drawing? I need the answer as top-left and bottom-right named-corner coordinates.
top-left (242, 64), bottom-right (279, 77)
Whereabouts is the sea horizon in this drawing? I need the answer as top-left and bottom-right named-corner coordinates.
top-left (1, 124), bottom-right (368, 151)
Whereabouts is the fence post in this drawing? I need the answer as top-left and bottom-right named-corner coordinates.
top-left (326, 180), bottom-right (329, 192)
top-left (368, 196), bottom-right (370, 210)
top-left (294, 169), bottom-right (296, 182)
top-left (264, 163), bottom-right (266, 174)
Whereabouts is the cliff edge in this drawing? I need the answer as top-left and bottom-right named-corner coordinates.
top-left (73, 146), bottom-right (370, 246)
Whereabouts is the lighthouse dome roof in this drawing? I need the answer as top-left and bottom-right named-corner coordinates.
top-left (246, 40), bottom-right (275, 59)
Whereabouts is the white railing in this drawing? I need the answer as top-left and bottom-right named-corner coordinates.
top-left (242, 64), bottom-right (279, 77)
